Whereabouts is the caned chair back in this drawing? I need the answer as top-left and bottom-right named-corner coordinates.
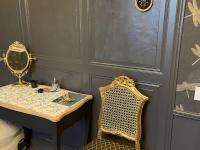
top-left (98, 76), bottom-right (148, 142)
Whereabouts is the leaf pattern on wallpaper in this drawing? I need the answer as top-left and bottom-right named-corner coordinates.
top-left (186, 0), bottom-right (200, 27)
top-left (176, 81), bottom-right (200, 99)
top-left (175, 104), bottom-right (184, 112)
top-left (191, 44), bottom-right (200, 66)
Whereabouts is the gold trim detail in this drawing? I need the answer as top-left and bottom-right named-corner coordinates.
top-left (98, 76), bottom-right (149, 150)
top-left (8, 41), bottom-right (27, 53)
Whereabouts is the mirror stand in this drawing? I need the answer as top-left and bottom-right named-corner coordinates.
top-left (14, 75), bottom-right (29, 87)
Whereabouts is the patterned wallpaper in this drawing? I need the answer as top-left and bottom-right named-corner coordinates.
top-left (176, 0), bottom-right (200, 113)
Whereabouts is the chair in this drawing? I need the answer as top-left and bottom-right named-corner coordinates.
top-left (83, 76), bottom-right (149, 150)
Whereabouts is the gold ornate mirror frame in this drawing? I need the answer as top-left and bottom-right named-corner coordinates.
top-left (0, 41), bottom-right (36, 86)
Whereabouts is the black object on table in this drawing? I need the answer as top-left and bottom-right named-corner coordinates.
top-left (30, 80), bottom-right (38, 88)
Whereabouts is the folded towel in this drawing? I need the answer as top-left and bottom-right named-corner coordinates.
top-left (0, 119), bottom-right (24, 150)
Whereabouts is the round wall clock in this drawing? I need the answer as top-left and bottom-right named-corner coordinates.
top-left (135, 0), bottom-right (153, 12)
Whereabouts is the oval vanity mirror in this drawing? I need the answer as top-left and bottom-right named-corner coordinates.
top-left (0, 41), bottom-right (36, 86)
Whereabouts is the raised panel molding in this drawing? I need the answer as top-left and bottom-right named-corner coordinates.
top-left (36, 55), bottom-right (83, 67)
top-left (171, 115), bottom-right (200, 150)
top-left (88, 0), bottom-right (167, 71)
top-left (89, 61), bottom-right (163, 74)
top-left (0, 0), bottom-right (22, 48)
top-left (31, 65), bottom-right (86, 92)
top-left (88, 63), bottom-right (163, 84)
top-left (0, 0), bottom-right (23, 84)
top-left (19, 0), bottom-right (83, 62)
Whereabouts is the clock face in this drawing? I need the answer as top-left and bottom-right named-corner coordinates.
top-left (135, 0), bottom-right (153, 11)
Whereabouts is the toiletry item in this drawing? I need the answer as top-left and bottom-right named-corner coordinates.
top-left (30, 80), bottom-right (38, 88)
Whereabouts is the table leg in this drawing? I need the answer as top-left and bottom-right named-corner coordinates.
top-left (52, 126), bottom-right (61, 150)
top-left (87, 103), bottom-right (92, 142)
top-left (18, 128), bottom-right (32, 150)
top-left (24, 128), bottom-right (32, 149)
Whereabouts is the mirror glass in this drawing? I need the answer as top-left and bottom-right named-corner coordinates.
top-left (7, 48), bottom-right (29, 71)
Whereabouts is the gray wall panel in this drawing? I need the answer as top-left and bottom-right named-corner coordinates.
top-left (90, 0), bottom-right (163, 69)
top-left (171, 114), bottom-right (200, 150)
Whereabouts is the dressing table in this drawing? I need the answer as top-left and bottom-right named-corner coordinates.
top-left (0, 84), bottom-right (93, 150)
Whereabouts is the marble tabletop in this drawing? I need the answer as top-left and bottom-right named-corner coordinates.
top-left (0, 85), bottom-right (93, 122)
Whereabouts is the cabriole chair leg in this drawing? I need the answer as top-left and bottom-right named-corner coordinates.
top-left (135, 141), bottom-right (140, 150)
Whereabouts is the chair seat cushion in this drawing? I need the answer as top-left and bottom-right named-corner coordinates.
top-left (83, 135), bottom-right (135, 150)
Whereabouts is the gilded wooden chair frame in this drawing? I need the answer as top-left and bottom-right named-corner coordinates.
top-left (97, 76), bottom-right (149, 150)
